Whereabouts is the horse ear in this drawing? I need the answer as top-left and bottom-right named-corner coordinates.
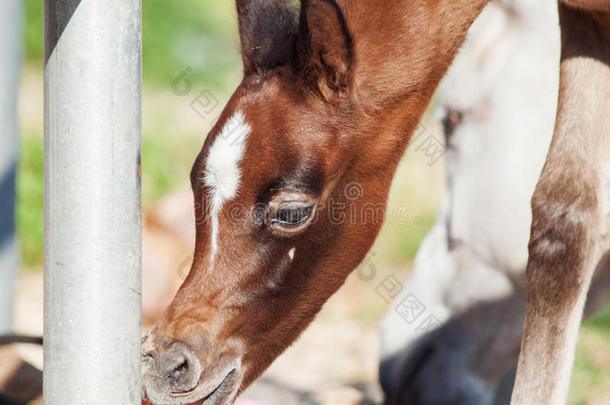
top-left (296, 0), bottom-right (353, 102)
top-left (236, 0), bottom-right (298, 74)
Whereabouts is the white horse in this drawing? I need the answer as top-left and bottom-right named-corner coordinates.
top-left (380, 1), bottom-right (610, 402)
top-left (379, 1), bottom-right (560, 403)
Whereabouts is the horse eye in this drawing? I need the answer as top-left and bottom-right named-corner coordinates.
top-left (271, 202), bottom-right (314, 228)
top-left (266, 192), bottom-right (318, 235)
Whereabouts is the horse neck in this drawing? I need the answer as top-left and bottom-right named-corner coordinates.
top-left (342, 0), bottom-right (490, 128)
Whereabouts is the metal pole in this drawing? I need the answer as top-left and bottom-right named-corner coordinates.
top-left (44, 1), bottom-right (142, 404)
top-left (0, 0), bottom-right (22, 336)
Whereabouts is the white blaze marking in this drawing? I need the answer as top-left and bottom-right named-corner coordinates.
top-left (204, 111), bottom-right (251, 262)
top-left (288, 247), bottom-right (296, 262)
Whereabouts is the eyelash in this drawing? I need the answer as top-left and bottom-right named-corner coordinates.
top-left (271, 204), bottom-right (314, 227)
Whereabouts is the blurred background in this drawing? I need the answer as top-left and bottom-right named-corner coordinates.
top-left (2, 1), bottom-right (610, 404)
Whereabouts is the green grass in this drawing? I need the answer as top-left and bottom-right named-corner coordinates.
top-left (23, 0), bottom-right (43, 65)
top-left (583, 305), bottom-right (610, 331)
top-left (569, 306), bottom-right (610, 404)
top-left (141, 134), bottom-right (202, 204)
top-left (17, 136), bottom-right (44, 268)
top-left (394, 213), bottom-right (437, 262)
top-left (23, 0), bottom-right (241, 90)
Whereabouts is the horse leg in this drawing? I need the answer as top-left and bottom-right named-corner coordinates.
top-left (510, 4), bottom-right (610, 405)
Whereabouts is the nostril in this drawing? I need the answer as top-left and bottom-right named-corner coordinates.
top-left (142, 350), bottom-right (156, 364)
top-left (154, 342), bottom-right (202, 392)
top-left (169, 357), bottom-right (189, 381)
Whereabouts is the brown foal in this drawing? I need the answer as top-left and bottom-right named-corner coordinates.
top-left (141, 1), bottom-right (610, 404)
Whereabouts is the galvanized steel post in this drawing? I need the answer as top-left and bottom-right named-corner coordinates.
top-left (44, 1), bottom-right (142, 403)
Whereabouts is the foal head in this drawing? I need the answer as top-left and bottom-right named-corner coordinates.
top-left (142, 0), bottom-right (425, 403)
